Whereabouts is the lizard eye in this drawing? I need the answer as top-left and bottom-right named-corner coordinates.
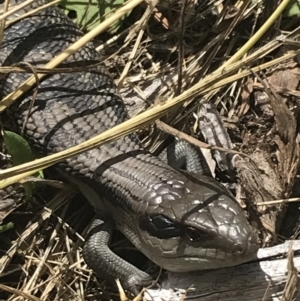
top-left (185, 227), bottom-right (206, 242)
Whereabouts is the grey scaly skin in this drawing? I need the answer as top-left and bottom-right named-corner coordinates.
top-left (0, 0), bottom-right (259, 294)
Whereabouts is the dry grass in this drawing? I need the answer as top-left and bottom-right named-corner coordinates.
top-left (0, 0), bottom-right (300, 300)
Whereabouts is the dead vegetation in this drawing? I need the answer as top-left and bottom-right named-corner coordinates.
top-left (0, 0), bottom-right (300, 300)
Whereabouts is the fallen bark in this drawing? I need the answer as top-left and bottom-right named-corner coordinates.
top-left (144, 240), bottom-right (300, 301)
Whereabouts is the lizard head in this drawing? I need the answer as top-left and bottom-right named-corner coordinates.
top-left (136, 171), bottom-right (259, 272)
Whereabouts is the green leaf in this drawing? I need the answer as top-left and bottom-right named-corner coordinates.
top-left (61, 0), bottom-right (127, 33)
top-left (284, 0), bottom-right (300, 17)
top-left (3, 131), bottom-right (44, 196)
top-left (0, 222), bottom-right (14, 234)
